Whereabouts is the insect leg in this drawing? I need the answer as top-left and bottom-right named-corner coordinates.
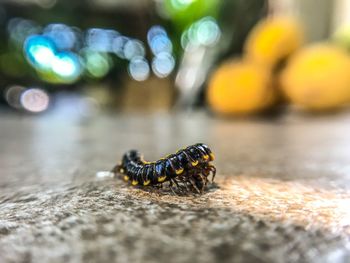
top-left (168, 179), bottom-right (178, 195)
top-left (188, 177), bottom-right (201, 194)
top-left (176, 175), bottom-right (192, 193)
top-left (208, 165), bottom-right (216, 182)
top-left (170, 177), bottom-right (181, 190)
top-left (197, 173), bottom-right (208, 191)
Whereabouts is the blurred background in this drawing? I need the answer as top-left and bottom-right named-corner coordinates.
top-left (1, 0), bottom-right (350, 116)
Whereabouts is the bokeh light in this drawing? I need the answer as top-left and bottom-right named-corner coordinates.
top-left (112, 35), bottom-right (130, 59)
top-left (86, 28), bottom-right (118, 53)
top-left (20, 88), bottom-right (50, 113)
top-left (82, 49), bottom-right (111, 78)
top-left (170, 0), bottom-right (196, 10)
top-left (181, 16), bottom-right (221, 50)
top-left (43, 23), bottom-right (77, 50)
top-left (24, 34), bottom-right (83, 83)
top-left (4, 85), bottom-right (26, 109)
top-left (20, 20), bottom-right (178, 85)
top-left (24, 35), bottom-right (56, 71)
top-left (123, 39), bottom-right (146, 60)
top-left (8, 18), bottom-right (41, 46)
top-left (147, 26), bottom-right (173, 55)
top-left (20, 20), bottom-right (170, 84)
top-left (51, 51), bottom-right (82, 82)
top-left (128, 56), bottom-right (150, 81)
top-left (195, 17), bottom-right (220, 45)
top-left (147, 26), bottom-right (167, 43)
top-left (147, 25), bottom-right (175, 78)
top-left (152, 52), bottom-right (175, 78)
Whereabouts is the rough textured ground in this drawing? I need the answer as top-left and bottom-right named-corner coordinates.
top-left (0, 111), bottom-right (350, 263)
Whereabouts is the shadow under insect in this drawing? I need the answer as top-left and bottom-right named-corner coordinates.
top-left (111, 143), bottom-right (217, 195)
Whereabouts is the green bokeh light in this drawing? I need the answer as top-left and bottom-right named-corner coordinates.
top-left (181, 17), bottom-right (220, 49)
top-left (82, 50), bottom-right (112, 78)
top-left (164, 0), bottom-right (219, 32)
top-left (170, 0), bottom-right (197, 10)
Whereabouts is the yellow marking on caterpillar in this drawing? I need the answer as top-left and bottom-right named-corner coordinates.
top-left (191, 160), bottom-right (199, 166)
top-left (120, 168), bottom-right (125, 173)
top-left (158, 176), bottom-right (166, 182)
top-left (141, 156), bottom-right (151, 164)
top-left (203, 155), bottom-right (209, 160)
top-left (176, 168), bottom-right (184, 175)
top-left (123, 175), bottom-right (129, 181)
top-left (210, 153), bottom-right (215, 160)
top-left (132, 180), bottom-right (138, 186)
top-left (143, 180), bottom-right (151, 186)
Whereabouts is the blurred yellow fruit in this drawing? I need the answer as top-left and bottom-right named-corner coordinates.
top-left (333, 25), bottom-right (350, 50)
top-left (245, 16), bottom-right (304, 68)
top-left (207, 60), bottom-right (276, 115)
top-left (281, 44), bottom-right (350, 111)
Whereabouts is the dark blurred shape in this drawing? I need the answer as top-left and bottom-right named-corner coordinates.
top-left (8, 17), bottom-right (41, 47)
top-left (4, 85), bottom-right (25, 109)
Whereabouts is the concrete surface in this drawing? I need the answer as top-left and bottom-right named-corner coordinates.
top-left (0, 111), bottom-right (350, 263)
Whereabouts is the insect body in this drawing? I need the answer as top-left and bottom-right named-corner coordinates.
top-left (111, 143), bottom-right (216, 194)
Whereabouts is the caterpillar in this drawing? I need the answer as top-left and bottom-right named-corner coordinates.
top-left (111, 143), bottom-right (216, 194)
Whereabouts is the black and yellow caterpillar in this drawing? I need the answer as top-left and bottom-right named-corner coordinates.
top-left (111, 143), bottom-right (216, 193)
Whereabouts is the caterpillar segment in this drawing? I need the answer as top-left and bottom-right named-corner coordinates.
top-left (111, 143), bottom-right (216, 194)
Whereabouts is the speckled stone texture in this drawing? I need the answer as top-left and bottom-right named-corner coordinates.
top-left (0, 111), bottom-right (350, 263)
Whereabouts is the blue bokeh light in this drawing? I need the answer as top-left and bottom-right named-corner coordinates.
top-left (123, 39), bottom-right (145, 60)
top-left (128, 56), bottom-right (150, 81)
top-left (152, 52), bottom-right (175, 78)
top-left (24, 34), bottom-right (82, 83)
top-left (86, 28), bottom-right (119, 53)
top-left (8, 18), bottom-right (41, 46)
top-left (43, 23), bottom-right (77, 50)
top-left (21, 22), bottom-right (178, 83)
top-left (147, 25), bottom-right (167, 43)
top-left (24, 35), bottom-right (56, 71)
top-left (147, 25), bottom-right (172, 55)
top-left (150, 35), bottom-right (173, 55)
top-left (112, 35), bottom-right (130, 59)
top-left (51, 51), bottom-right (82, 81)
